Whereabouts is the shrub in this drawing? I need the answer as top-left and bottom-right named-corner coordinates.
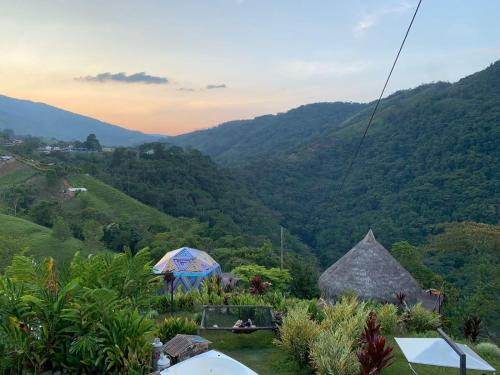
top-left (261, 291), bottom-right (306, 314)
top-left (376, 304), bottom-right (398, 335)
top-left (250, 275), bottom-right (271, 295)
top-left (205, 275), bottom-right (223, 297)
top-left (199, 280), bottom-right (225, 305)
top-left (262, 290), bottom-right (286, 311)
top-left (1, 252), bottom-right (158, 374)
top-left (475, 342), bottom-right (500, 359)
top-left (321, 295), bottom-right (368, 333)
top-left (229, 292), bottom-right (260, 306)
top-left (274, 305), bottom-right (318, 367)
top-left (152, 295), bottom-right (170, 313)
top-left (307, 299), bottom-right (325, 323)
top-left (310, 324), bottom-right (359, 375)
top-left (157, 317), bottom-right (198, 343)
top-left (94, 309), bottom-right (155, 374)
top-left (405, 304), bottom-right (441, 333)
top-left (310, 296), bottom-right (369, 375)
top-left (176, 289), bottom-right (199, 311)
top-left (232, 264), bottom-right (292, 292)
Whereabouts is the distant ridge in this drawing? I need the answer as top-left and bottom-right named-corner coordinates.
top-left (0, 95), bottom-right (165, 146)
top-left (170, 102), bottom-right (367, 163)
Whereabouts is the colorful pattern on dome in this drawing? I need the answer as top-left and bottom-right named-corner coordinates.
top-left (153, 247), bottom-right (222, 292)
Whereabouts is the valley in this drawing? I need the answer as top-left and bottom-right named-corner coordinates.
top-left (0, 60), bottom-right (498, 374)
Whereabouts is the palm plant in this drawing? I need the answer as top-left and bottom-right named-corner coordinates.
top-left (95, 309), bottom-right (154, 374)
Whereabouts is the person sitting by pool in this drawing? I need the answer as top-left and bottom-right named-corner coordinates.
top-left (233, 319), bottom-right (255, 329)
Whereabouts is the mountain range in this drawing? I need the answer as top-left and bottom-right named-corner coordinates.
top-left (0, 95), bottom-right (164, 146)
top-left (171, 60), bottom-right (500, 265)
top-left (171, 102), bottom-right (366, 164)
top-left (1, 61), bottom-right (499, 266)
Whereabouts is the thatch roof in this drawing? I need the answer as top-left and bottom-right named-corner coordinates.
top-left (319, 230), bottom-right (425, 304)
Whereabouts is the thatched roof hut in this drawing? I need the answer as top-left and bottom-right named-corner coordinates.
top-left (319, 230), bottom-right (437, 307)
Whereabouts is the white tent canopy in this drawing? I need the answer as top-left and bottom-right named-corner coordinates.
top-left (396, 338), bottom-right (496, 372)
top-left (160, 350), bottom-right (257, 375)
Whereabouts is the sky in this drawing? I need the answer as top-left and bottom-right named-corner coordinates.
top-left (1, 0), bottom-right (499, 135)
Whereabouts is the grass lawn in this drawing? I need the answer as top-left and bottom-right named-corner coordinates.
top-left (197, 329), bottom-right (499, 375)
top-left (203, 330), bottom-right (311, 375)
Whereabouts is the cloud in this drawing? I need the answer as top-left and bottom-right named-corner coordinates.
top-left (206, 84), bottom-right (227, 89)
top-left (177, 87), bottom-right (195, 92)
top-left (354, 1), bottom-right (413, 34)
top-left (281, 59), bottom-right (369, 78)
top-left (77, 72), bottom-right (168, 84)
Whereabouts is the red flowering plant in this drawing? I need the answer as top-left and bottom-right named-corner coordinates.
top-left (250, 275), bottom-right (271, 295)
top-left (357, 311), bottom-right (394, 375)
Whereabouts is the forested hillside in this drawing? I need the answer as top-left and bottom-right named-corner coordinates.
top-left (50, 145), bottom-right (307, 254)
top-left (171, 102), bottom-right (366, 163)
top-left (229, 61), bottom-right (500, 265)
top-left (0, 149), bottom-right (318, 297)
top-left (391, 222), bottom-right (499, 338)
top-left (167, 61), bottom-right (500, 338)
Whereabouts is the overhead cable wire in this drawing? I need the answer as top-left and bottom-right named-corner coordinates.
top-left (339, 0), bottom-right (423, 191)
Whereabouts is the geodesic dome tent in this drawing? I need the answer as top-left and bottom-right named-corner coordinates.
top-left (153, 247), bottom-right (222, 292)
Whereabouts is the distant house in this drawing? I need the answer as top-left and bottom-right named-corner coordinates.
top-left (0, 155), bottom-right (13, 161)
top-left (37, 145), bottom-right (54, 154)
top-left (3, 139), bottom-right (24, 147)
top-left (68, 187), bottom-right (88, 193)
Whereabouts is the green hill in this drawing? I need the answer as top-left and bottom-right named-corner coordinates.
top-left (56, 146), bottom-right (310, 255)
top-left (67, 174), bottom-right (181, 228)
top-left (0, 159), bottom-right (206, 264)
top-left (232, 61), bottom-right (500, 265)
top-left (171, 102), bottom-right (366, 164)
top-left (0, 213), bottom-right (94, 269)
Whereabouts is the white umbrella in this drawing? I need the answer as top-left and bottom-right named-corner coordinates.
top-left (161, 350), bottom-right (258, 375)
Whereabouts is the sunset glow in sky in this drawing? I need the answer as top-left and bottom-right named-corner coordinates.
top-left (1, 0), bottom-right (499, 135)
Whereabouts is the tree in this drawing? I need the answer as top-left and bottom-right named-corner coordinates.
top-left (3, 185), bottom-right (34, 216)
top-left (52, 217), bottom-right (72, 240)
top-left (232, 264), bottom-right (292, 292)
top-left (82, 220), bottom-right (103, 245)
top-left (45, 170), bottom-right (58, 187)
top-left (391, 241), bottom-right (443, 289)
top-left (30, 200), bottom-right (58, 227)
top-left (286, 256), bottom-right (320, 299)
top-left (84, 134), bottom-right (102, 151)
